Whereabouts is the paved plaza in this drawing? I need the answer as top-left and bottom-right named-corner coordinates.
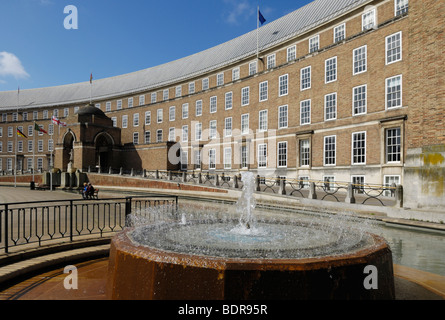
top-left (0, 186), bottom-right (444, 300)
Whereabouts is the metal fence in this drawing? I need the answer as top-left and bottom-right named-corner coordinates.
top-left (0, 195), bottom-right (178, 254)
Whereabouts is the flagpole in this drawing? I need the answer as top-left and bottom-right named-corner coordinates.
top-left (257, 5), bottom-right (259, 59)
top-left (33, 122), bottom-right (36, 183)
top-left (15, 87), bottom-right (19, 188)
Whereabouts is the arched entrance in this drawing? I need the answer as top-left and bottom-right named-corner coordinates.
top-left (95, 132), bottom-right (114, 171)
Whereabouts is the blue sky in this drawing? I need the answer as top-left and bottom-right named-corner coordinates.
top-left (0, 0), bottom-right (312, 92)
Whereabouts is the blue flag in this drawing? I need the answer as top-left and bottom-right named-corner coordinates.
top-left (259, 10), bottom-right (266, 25)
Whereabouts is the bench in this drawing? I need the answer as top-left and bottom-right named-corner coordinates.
top-left (35, 184), bottom-right (54, 191)
top-left (82, 188), bottom-right (99, 200)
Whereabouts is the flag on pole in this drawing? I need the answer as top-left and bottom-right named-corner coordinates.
top-left (34, 122), bottom-right (48, 134)
top-left (52, 116), bottom-right (67, 127)
top-left (17, 128), bottom-right (27, 138)
top-left (259, 9), bottom-right (266, 25)
top-left (90, 73), bottom-right (93, 84)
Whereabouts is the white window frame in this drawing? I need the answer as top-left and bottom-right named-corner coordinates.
top-left (267, 54), bottom-right (276, 69)
top-left (325, 93), bottom-right (337, 121)
top-left (169, 106), bottom-right (175, 122)
top-left (241, 113), bottom-right (249, 135)
top-left (224, 117), bottom-right (232, 137)
top-left (395, 0), bottom-right (409, 16)
top-left (209, 149), bottom-right (216, 170)
top-left (195, 100), bottom-right (203, 116)
top-left (300, 99), bottom-right (311, 125)
top-left (334, 23), bottom-right (345, 43)
top-left (300, 66), bottom-right (311, 91)
top-left (122, 115), bottom-right (128, 128)
top-left (386, 31), bottom-right (402, 65)
top-left (309, 35), bottom-right (319, 53)
top-left (241, 87), bottom-right (250, 106)
top-left (133, 113), bottom-right (139, 127)
top-left (287, 45), bottom-right (296, 62)
top-left (259, 110), bottom-right (268, 132)
top-left (353, 45), bottom-right (367, 75)
top-left (210, 96), bottom-right (217, 113)
top-left (362, 9), bottom-right (376, 31)
top-left (279, 74), bottom-right (288, 97)
top-left (325, 57), bottom-right (337, 83)
top-left (182, 103), bottom-right (189, 119)
top-left (352, 131), bottom-right (366, 165)
top-left (258, 144), bottom-right (267, 168)
top-left (259, 81), bottom-right (268, 102)
top-left (278, 105), bottom-right (288, 129)
top-left (277, 141), bottom-right (288, 168)
top-left (386, 75), bottom-right (403, 110)
top-left (324, 135), bottom-right (336, 166)
top-left (224, 147), bottom-right (232, 169)
top-left (225, 92), bottom-right (233, 110)
top-left (157, 109), bottom-right (163, 123)
top-left (353, 85), bottom-right (367, 116)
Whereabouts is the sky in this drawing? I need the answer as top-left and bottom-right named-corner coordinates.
top-left (0, 0), bottom-right (313, 92)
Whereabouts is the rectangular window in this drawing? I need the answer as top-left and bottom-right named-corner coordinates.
top-left (210, 96), bottom-right (217, 113)
top-left (175, 86), bottom-right (182, 98)
top-left (386, 75), bottom-right (402, 109)
top-left (334, 24), bottom-right (345, 42)
top-left (105, 102), bottom-right (111, 112)
top-left (202, 78), bottom-right (209, 90)
top-left (139, 95), bottom-right (145, 106)
top-left (111, 117), bottom-right (117, 127)
top-left (300, 99), bottom-right (311, 125)
top-left (48, 124), bottom-right (54, 136)
top-left (145, 111), bottom-right (151, 125)
top-left (324, 136), bottom-right (336, 166)
top-left (258, 144), bottom-right (267, 168)
top-left (182, 125), bottom-right (188, 142)
top-left (249, 61), bottom-right (257, 75)
top-left (259, 81), bottom-right (268, 102)
top-left (386, 127), bottom-right (401, 163)
top-left (278, 105), bottom-right (288, 129)
top-left (287, 45), bottom-right (296, 62)
top-left (7, 141), bottom-right (13, 153)
top-left (145, 131), bottom-right (151, 144)
top-left (156, 129), bottom-right (163, 142)
top-left (194, 150), bottom-right (201, 169)
top-left (189, 82), bottom-right (195, 94)
top-left (353, 85), bottom-right (367, 115)
top-left (325, 57), bottom-right (337, 83)
top-left (168, 128), bottom-right (175, 142)
top-left (63, 109), bottom-right (69, 117)
top-left (182, 103), bottom-right (189, 119)
top-left (241, 114), bottom-right (249, 135)
top-left (278, 142), bottom-right (288, 168)
top-left (362, 9), bottom-right (376, 30)
top-left (7, 158), bottom-right (13, 171)
top-left (259, 110), bottom-right (268, 132)
top-left (128, 97), bottom-right (133, 108)
top-left (196, 100), bottom-right (203, 116)
top-left (33, 111), bottom-right (38, 120)
top-left (157, 109), bottom-right (163, 123)
top-left (195, 123), bottom-right (202, 141)
top-left (384, 175), bottom-right (401, 196)
top-left (395, 0), bottom-right (409, 16)
top-left (241, 87), bottom-right (250, 106)
top-left (169, 106), bottom-right (175, 121)
top-left (232, 68), bottom-right (240, 81)
top-left (37, 158), bottom-right (43, 171)
top-left (325, 93), bottom-right (337, 121)
top-left (209, 120), bottom-right (217, 139)
top-left (209, 149), bottom-right (216, 169)
top-left (300, 66), bottom-right (311, 90)
top-left (163, 89), bottom-right (169, 101)
top-left (151, 93), bottom-right (157, 104)
top-left (279, 74), bottom-right (288, 96)
top-left (224, 117), bottom-right (232, 137)
top-left (224, 147), bottom-right (232, 169)
top-left (352, 132), bottom-right (366, 164)
top-left (309, 35), bottom-right (319, 53)
top-left (299, 139), bottom-right (310, 167)
top-left (133, 132), bottom-right (139, 145)
top-left (28, 140), bottom-right (33, 152)
top-left (133, 113), bottom-right (139, 127)
top-left (181, 150), bottom-right (188, 170)
top-left (117, 100), bottom-right (122, 110)
top-left (353, 45), bottom-right (367, 74)
top-left (217, 73), bottom-right (224, 86)
top-left (122, 115), bottom-right (128, 128)
top-left (18, 141), bottom-right (23, 153)
top-left (225, 92), bottom-right (233, 110)
top-left (386, 32), bottom-right (402, 65)
top-left (8, 127), bottom-right (12, 137)
top-left (352, 176), bottom-right (365, 193)
top-left (241, 145), bottom-right (248, 169)
top-left (38, 140), bottom-right (43, 153)
top-left (267, 54), bottom-right (276, 69)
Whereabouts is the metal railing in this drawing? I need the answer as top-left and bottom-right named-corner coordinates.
top-left (0, 195), bottom-right (178, 254)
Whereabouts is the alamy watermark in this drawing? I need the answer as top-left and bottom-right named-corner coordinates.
top-left (64, 5), bottom-right (78, 30)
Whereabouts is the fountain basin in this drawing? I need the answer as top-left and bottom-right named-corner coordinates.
top-left (106, 221), bottom-right (395, 300)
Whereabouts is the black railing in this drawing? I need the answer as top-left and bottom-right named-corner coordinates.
top-left (0, 195), bottom-right (178, 254)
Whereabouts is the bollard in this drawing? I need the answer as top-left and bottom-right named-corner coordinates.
top-left (395, 185), bottom-right (403, 208)
top-left (308, 182), bottom-right (317, 199)
top-left (345, 183), bottom-right (356, 203)
top-left (279, 177), bottom-right (286, 195)
top-left (232, 174), bottom-right (239, 189)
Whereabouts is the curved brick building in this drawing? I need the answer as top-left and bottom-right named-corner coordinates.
top-left (0, 0), bottom-right (444, 209)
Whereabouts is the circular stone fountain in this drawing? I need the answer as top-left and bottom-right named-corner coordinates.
top-left (106, 173), bottom-right (395, 300)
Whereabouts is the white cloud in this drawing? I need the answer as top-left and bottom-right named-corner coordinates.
top-left (0, 52), bottom-right (30, 79)
top-left (223, 0), bottom-right (255, 25)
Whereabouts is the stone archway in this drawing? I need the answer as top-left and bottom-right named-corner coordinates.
top-left (94, 132), bottom-right (114, 171)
